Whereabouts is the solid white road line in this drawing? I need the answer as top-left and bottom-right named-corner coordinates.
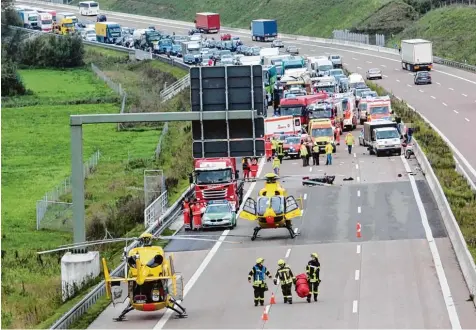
top-left (357, 206), bottom-right (361, 214)
top-left (356, 245), bottom-right (361, 254)
top-left (154, 157), bottom-right (266, 329)
top-left (355, 270), bottom-right (360, 280)
top-left (401, 156), bottom-right (461, 329)
top-left (285, 248), bottom-right (291, 259)
top-left (353, 300), bottom-right (359, 313)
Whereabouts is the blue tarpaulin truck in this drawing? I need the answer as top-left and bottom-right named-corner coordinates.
top-left (251, 19), bottom-right (277, 42)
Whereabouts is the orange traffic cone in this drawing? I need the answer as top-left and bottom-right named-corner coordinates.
top-left (356, 222), bottom-right (362, 238)
top-left (270, 293), bottom-right (276, 304)
top-left (261, 307), bottom-right (269, 321)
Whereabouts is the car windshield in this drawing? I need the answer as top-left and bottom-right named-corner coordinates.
top-left (376, 130), bottom-right (399, 139)
top-left (317, 86), bottom-right (335, 93)
top-left (206, 204), bottom-right (230, 214)
top-left (310, 109), bottom-right (332, 119)
top-left (363, 92), bottom-right (377, 98)
top-left (318, 64), bottom-right (333, 71)
top-left (280, 106), bottom-right (304, 116)
top-left (331, 56), bottom-right (340, 59)
top-left (86, 31), bottom-right (95, 35)
top-left (196, 169), bottom-right (232, 184)
top-left (41, 19), bottom-right (52, 24)
top-left (257, 196), bottom-right (284, 216)
top-left (64, 23), bottom-right (73, 27)
top-left (356, 89), bottom-right (371, 97)
top-left (285, 137), bottom-right (300, 144)
top-left (370, 105), bottom-right (390, 114)
top-left (369, 69), bottom-right (380, 73)
top-left (311, 127), bottom-right (333, 137)
top-left (418, 72), bottom-right (430, 77)
top-left (330, 70), bottom-right (343, 76)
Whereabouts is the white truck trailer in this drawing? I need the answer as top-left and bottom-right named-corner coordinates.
top-left (401, 39), bottom-right (433, 72)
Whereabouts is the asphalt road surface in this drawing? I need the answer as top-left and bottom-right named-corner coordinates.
top-left (18, 1), bottom-right (476, 328)
top-left (21, 0), bottom-right (476, 185)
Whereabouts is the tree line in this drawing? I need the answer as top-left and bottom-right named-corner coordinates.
top-left (1, 0), bottom-right (85, 97)
top-left (404, 0), bottom-right (475, 14)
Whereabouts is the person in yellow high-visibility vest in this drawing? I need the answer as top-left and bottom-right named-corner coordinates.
top-left (272, 156), bottom-right (280, 175)
top-left (325, 142), bottom-right (333, 165)
top-left (300, 143), bottom-right (308, 167)
top-left (345, 132), bottom-right (355, 155)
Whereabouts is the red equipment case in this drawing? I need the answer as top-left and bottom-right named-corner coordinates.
top-left (295, 273), bottom-right (310, 298)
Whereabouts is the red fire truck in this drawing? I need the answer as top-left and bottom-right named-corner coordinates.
top-left (189, 158), bottom-right (244, 212)
top-left (278, 92), bottom-right (328, 129)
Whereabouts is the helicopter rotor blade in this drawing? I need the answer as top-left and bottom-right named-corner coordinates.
top-left (38, 238), bottom-right (135, 255)
top-left (166, 234), bottom-right (254, 238)
top-left (58, 237), bottom-right (136, 248)
top-left (153, 235), bottom-right (242, 244)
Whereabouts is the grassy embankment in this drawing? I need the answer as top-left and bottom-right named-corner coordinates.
top-left (389, 6), bottom-right (476, 65)
top-left (1, 45), bottom-right (191, 329)
top-left (360, 79), bottom-right (476, 260)
top-left (90, 0), bottom-right (476, 64)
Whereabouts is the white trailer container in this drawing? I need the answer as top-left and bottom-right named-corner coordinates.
top-left (401, 39), bottom-right (433, 72)
top-left (265, 116), bottom-right (301, 137)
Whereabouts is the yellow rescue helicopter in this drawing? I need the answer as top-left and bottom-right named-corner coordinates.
top-left (38, 232), bottom-right (240, 321)
top-left (239, 173), bottom-right (303, 240)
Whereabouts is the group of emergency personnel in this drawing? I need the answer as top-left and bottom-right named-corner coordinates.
top-left (248, 253), bottom-right (321, 306)
top-left (242, 157), bottom-right (259, 181)
top-left (182, 197), bottom-right (205, 231)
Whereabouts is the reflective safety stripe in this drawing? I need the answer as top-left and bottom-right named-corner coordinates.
top-left (277, 267), bottom-right (293, 284)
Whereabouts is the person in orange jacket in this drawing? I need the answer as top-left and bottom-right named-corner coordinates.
top-left (191, 200), bottom-right (202, 231)
top-left (335, 124), bottom-right (341, 146)
top-left (250, 158), bottom-right (258, 181)
top-left (182, 198), bottom-right (192, 231)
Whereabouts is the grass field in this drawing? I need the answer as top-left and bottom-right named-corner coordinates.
top-left (1, 44), bottom-right (191, 328)
top-left (389, 6), bottom-right (476, 65)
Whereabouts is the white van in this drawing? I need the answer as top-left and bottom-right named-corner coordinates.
top-left (315, 59), bottom-right (334, 77)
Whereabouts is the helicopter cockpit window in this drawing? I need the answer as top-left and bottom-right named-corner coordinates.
top-left (146, 254), bottom-right (164, 268)
top-left (127, 255), bottom-right (137, 268)
top-left (270, 196), bottom-right (284, 214)
top-left (256, 196), bottom-right (284, 216)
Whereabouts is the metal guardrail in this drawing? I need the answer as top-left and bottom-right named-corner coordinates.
top-left (50, 185), bottom-right (194, 329)
top-left (160, 74), bottom-right (190, 101)
top-left (434, 56), bottom-right (476, 73)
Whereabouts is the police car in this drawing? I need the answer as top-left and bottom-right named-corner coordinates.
top-left (201, 200), bottom-right (237, 229)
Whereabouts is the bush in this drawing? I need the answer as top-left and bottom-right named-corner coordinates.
top-left (363, 79), bottom-right (476, 257)
top-left (19, 34), bottom-right (84, 68)
top-left (1, 47), bottom-right (27, 96)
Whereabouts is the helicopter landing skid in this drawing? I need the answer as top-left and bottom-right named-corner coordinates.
top-left (251, 227), bottom-right (261, 241)
top-left (168, 297), bottom-right (188, 319)
top-left (113, 304), bottom-right (134, 322)
top-left (287, 226), bottom-right (297, 239)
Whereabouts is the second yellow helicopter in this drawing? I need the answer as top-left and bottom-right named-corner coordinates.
top-left (239, 173), bottom-right (303, 240)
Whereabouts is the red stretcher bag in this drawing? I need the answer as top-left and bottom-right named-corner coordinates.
top-left (295, 273), bottom-right (309, 298)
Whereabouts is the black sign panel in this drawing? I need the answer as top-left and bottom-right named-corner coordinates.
top-left (190, 65), bottom-right (265, 158)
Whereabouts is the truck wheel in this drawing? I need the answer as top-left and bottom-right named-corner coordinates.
top-left (376, 150), bottom-right (382, 157)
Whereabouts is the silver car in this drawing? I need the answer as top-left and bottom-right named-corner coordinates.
top-left (366, 68), bottom-right (382, 80)
top-left (286, 46), bottom-right (299, 55)
top-left (272, 39), bottom-right (284, 48)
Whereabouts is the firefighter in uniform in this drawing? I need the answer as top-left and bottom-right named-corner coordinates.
top-left (273, 259), bottom-right (296, 304)
top-left (306, 253), bottom-right (321, 302)
top-left (312, 143), bottom-right (320, 166)
top-left (248, 258), bottom-right (272, 306)
top-left (271, 137), bottom-right (278, 157)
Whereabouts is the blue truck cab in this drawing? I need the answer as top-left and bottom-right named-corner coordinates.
top-left (95, 22), bottom-right (122, 44)
top-left (251, 19), bottom-right (277, 42)
top-left (158, 38), bottom-right (173, 54)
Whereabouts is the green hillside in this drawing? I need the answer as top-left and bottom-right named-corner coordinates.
top-left (389, 6), bottom-right (476, 65)
top-left (92, 0), bottom-right (392, 37)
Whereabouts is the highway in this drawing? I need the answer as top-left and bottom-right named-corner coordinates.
top-left (18, 0), bottom-right (476, 186)
top-left (16, 1), bottom-right (476, 328)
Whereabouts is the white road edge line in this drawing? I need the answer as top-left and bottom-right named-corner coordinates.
top-left (352, 300), bottom-right (358, 313)
top-left (153, 157), bottom-right (266, 330)
top-left (285, 248), bottom-right (291, 259)
top-left (400, 156), bottom-right (462, 329)
top-left (356, 245), bottom-right (361, 254)
top-left (355, 270), bottom-right (360, 280)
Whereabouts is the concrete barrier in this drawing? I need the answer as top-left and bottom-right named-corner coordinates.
top-left (412, 140), bottom-right (476, 306)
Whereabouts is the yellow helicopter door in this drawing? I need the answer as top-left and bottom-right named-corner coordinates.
top-left (239, 197), bottom-right (258, 221)
top-left (284, 196), bottom-right (302, 219)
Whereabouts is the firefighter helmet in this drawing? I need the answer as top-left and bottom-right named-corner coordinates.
top-left (311, 252), bottom-right (318, 259)
top-left (277, 259), bottom-right (285, 267)
top-left (256, 257), bottom-right (264, 264)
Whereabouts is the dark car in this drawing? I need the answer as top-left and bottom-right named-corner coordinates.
top-left (414, 71), bottom-right (432, 85)
top-left (96, 14), bottom-right (106, 22)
